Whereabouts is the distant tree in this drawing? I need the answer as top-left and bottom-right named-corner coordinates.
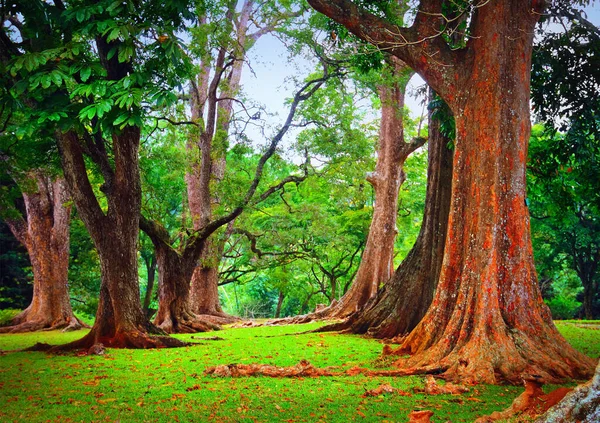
top-left (528, 125), bottom-right (599, 319)
top-left (0, 171), bottom-right (85, 333)
top-left (529, 2), bottom-right (600, 319)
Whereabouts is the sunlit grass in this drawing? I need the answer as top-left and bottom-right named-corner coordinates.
top-left (0, 320), bottom-right (596, 422)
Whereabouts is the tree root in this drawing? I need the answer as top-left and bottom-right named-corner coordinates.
top-left (204, 359), bottom-right (447, 379)
top-left (42, 327), bottom-right (189, 353)
top-left (534, 361), bottom-right (600, 423)
top-left (0, 316), bottom-right (89, 334)
top-left (475, 375), bottom-right (574, 422)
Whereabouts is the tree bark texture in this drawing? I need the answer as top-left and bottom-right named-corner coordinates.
top-left (346, 92), bottom-right (453, 338)
top-left (56, 129), bottom-right (182, 349)
top-left (534, 361), bottom-right (600, 423)
top-left (1, 174), bottom-right (85, 333)
top-left (307, 0), bottom-right (595, 383)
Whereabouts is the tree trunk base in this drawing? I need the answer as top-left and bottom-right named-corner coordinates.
top-left (46, 326), bottom-right (189, 352)
top-left (387, 327), bottom-right (596, 385)
top-left (0, 310), bottom-right (89, 334)
top-left (155, 312), bottom-right (222, 334)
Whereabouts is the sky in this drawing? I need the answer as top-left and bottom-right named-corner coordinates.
top-left (236, 4), bottom-right (600, 149)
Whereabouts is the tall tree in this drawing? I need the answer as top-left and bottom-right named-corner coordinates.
top-left (1, 0), bottom-right (193, 348)
top-left (341, 91), bottom-right (453, 337)
top-left (0, 172), bottom-right (85, 333)
top-left (140, 67), bottom-right (335, 333)
top-left (321, 57), bottom-right (424, 319)
top-left (186, 0), bottom-right (301, 321)
top-left (307, 0), bottom-right (595, 383)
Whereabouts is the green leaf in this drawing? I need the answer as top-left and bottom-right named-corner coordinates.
top-left (41, 75), bottom-right (52, 89)
top-left (80, 67), bottom-right (92, 82)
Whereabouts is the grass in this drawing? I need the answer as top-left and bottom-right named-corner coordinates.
top-left (0, 321), bottom-right (597, 423)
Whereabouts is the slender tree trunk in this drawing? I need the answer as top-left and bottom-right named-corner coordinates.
top-left (346, 91), bottom-right (453, 337)
top-left (1, 174), bottom-right (85, 333)
top-left (390, 1), bottom-right (595, 383)
top-left (275, 290), bottom-right (285, 318)
top-left (142, 253), bottom-right (157, 317)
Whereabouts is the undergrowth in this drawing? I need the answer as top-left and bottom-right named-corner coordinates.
top-left (0, 320), bottom-right (596, 422)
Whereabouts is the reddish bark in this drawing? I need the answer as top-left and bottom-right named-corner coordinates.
top-left (1, 174), bottom-right (85, 333)
top-left (343, 90), bottom-right (452, 338)
top-left (326, 58), bottom-right (424, 319)
top-left (475, 375), bottom-right (574, 422)
top-left (308, 0), bottom-right (595, 383)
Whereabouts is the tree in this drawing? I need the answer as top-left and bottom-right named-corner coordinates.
top-left (529, 2), bottom-right (600, 320)
top-left (320, 57), bottom-right (425, 319)
top-left (1, 0), bottom-right (194, 348)
top-left (140, 67), bottom-right (335, 333)
top-left (0, 172), bottom-right (85, 332)
top-left (307, 0), bottom-right (595, 383)
top-left (185, 0), bottom-right (301, 321)
top-left (342, 91), bottom-right (453, 337)
top-left (528, 125), bottom-right (600, 319)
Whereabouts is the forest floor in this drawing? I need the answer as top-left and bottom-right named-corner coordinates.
top-left (0, 320), bottom-right (598, 423)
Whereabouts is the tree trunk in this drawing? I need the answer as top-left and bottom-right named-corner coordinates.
top-left (142, 253), bottom-right (157, 318)
top-left (307, 0), bottom-right (595, 384)
top-left (1, 174), bottom-right (85, 333)
top-left (389, 1), bottom-right (595, 383)
top-left (56, 129), bottom-right (183, 350)
top-left (346, 91), bottom-right (453, 337)
top-left (275, 290), bottom-right (285, 318)
top-left (327, 59), bottom-right (423, 319)
top-left (152, 241), bottom-right (220, 333)
top-left (189, 237), bottom-right (239, 324)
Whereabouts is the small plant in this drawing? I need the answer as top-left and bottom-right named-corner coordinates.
top-left (0, 308), bottom-right (20, 326)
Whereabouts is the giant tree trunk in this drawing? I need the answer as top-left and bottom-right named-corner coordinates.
top-left (346, 92), bottom-right (453, 337)
top-left (326, 59), bottom-right (423, 319)
top-left (390, 2), bottom-right (595, 384)
top-left (307, 0), bottom-right (595, 384)
top-left (189, 237), bottom-right (239, 324)
top-left (152, 241), bottom-right (220, 333)
top-left (1, 174), bottom-right (85, 333)
top-left (56, 129), bottom-right (183, 350)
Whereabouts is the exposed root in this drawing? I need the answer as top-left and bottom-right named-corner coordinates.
top-left (196, 313), bottom-right (239, 325)
top-left (205, 360), bottom-right (447, 379)
top-left (362, 383), bottom-right (412, 397)
top-left (0, 315), bottom-right (89, 334)
top-left (535, 361), bottom-right (600, 423)
top-left (46, 327), bottom-right (189, 353)
top-left (414, 375), bottom-right (469, 395)
top-left (475, 375), bottom-right (574, 422)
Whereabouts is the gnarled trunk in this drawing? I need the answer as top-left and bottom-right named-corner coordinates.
top-left (1, 174), bottom-right (85, 333)
top-left (56, 129), bottom-right (182, 350)
top-left (392, 1), bottom-right (595, 384)
top-left (189, 237), bottom-right (239, 324)
top-left (152, 241), bottom-right (220, 333)
top-left (307, 0), bottom-right (595, 384)
top-left (347, 93), bottom-right (452, 337)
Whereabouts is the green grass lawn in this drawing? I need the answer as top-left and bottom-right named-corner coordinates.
top-left (0, 320), bottom-right (597, 423)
